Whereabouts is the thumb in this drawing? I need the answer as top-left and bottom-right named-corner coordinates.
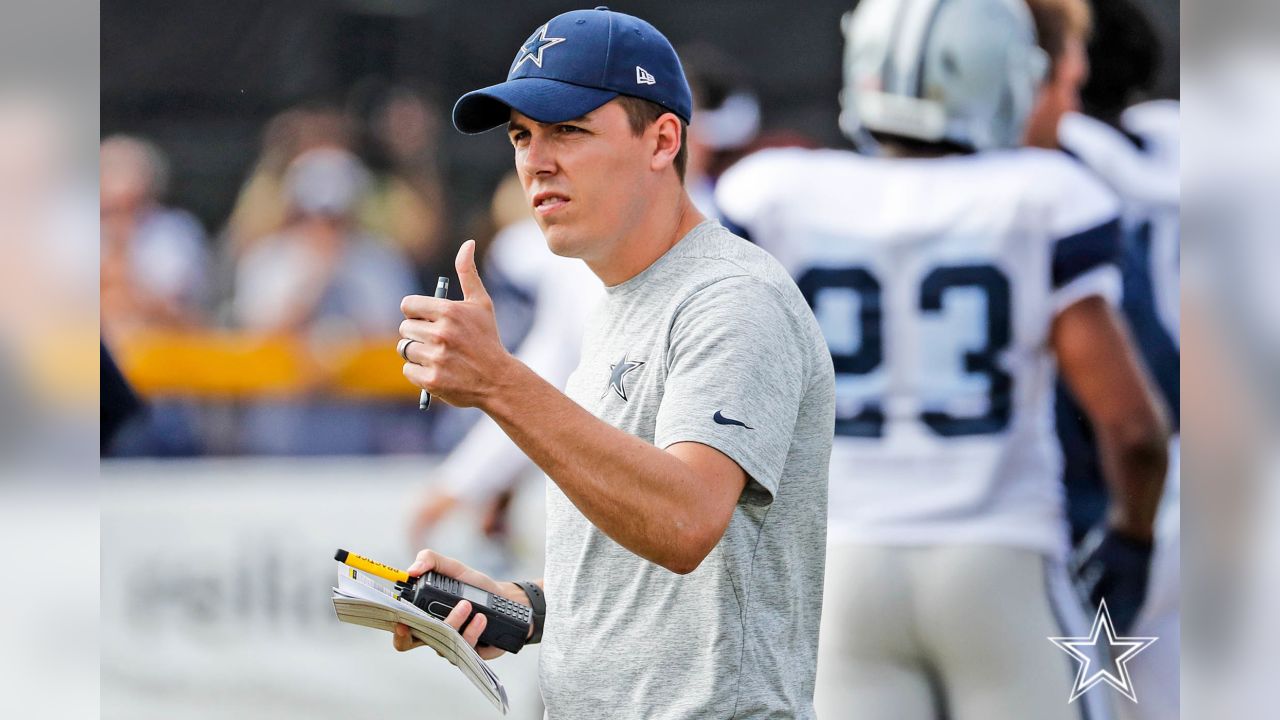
top-left (454, 239), bottom-right (490, 304)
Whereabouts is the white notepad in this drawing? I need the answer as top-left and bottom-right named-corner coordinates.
top-left (331, 567), bottom-right (510, 714)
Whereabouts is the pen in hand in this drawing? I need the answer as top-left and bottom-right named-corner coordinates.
top-left (409, 276), bottom-right (450, 411)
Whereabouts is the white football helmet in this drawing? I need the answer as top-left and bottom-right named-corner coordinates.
top-left (839, 0), bottom-right (1049, 151)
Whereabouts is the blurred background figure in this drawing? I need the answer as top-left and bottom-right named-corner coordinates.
top-left (1022, 3), bottom-right (1181, 718)
top-left (232, 146), bottom-right (415, 339)
top-left (482, 171), bottom-right (550, 351)
top-left (347, 81), bottom-right (450, 288)
top-left (679, 42), bottom-right (762, 213)
top-left (231, 146), bottom-right (419, 455)
top-left (100, 134), bottom-right (210, 342)
top-left (223, 105), bottom-right (354, 262)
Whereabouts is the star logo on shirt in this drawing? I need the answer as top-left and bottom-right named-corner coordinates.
top-left (1048, 599), bottom-right (1158, 703)
top-left (510, 24), bottom-right (566, 75)
top-left (603, 353), bottom-right (645, 402)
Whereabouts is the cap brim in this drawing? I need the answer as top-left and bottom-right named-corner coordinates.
top-left (452, 78), bottom-right (619, 134)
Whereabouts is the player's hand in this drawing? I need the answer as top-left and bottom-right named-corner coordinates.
top-left (1071, 525), bottom-right (1153, 635)
top-left (399, 240), bottom-right (516, 409)
top-left (407, 489), bottom-right (461, 549)
top-left (391, 548), bottom-right (524, 661)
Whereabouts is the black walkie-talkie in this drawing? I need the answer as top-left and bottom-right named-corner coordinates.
top-left (398, 571), bottom-right (532, 654)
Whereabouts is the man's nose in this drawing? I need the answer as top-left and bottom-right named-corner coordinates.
top-left (520, 134), bottom-right (557, 176)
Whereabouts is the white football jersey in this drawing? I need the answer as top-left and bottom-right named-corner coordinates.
top-left (717, 147), bottom-right (1121, 554)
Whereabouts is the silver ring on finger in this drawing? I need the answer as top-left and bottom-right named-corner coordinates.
top-left (397, 338), bottom-right (420, 362)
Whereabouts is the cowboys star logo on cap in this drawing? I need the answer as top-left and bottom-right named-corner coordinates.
top-left (454, 8), bottom-right (693, 135)
top-left (510, 24), bottom-right (566, 75)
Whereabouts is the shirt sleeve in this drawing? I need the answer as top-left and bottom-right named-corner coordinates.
top-left (654, 276), bottom-right (808, 506)
top-left (1047, 159), bottom-right (1125, 313)
top-left (1051, 217), bottom-right (1124, 313)
top-left (714, 148), bottom-right (803, 241)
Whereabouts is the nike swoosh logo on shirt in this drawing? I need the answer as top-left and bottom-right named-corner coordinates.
top-left (713, 410), bottom-right (754, 429)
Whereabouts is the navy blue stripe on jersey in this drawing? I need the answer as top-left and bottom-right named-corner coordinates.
top-left (1120, 222), bottom-right (1180, 429)
top-left (1051, 218), bottom-right (1122, 289)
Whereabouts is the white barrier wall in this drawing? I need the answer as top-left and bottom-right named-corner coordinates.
top-left (102, 457), bottom-right (545, 720)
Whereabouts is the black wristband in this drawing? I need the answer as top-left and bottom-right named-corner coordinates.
top-left (514, 581), bottom-right (545, 645)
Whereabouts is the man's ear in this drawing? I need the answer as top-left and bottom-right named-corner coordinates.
top-left (650, 113), bottom-right (682, 174)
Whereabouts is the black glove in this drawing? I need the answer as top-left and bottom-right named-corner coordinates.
top-left (1071, 526), bottom-right (1153, 635)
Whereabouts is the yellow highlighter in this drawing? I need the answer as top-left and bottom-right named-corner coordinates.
top-left (334, 548), bottom-right (412, 584)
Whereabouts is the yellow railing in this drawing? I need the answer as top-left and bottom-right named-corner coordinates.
top-left (112, 331), bottom-right (410, 400)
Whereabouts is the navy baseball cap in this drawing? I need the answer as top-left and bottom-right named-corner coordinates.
top-left (452, 7), bottom-right (693, 134)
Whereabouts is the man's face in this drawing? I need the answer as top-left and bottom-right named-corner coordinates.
top-left (508, 100), bottom-right (652, 261)
top-left (1023, 36), bottom-right (1089, 149)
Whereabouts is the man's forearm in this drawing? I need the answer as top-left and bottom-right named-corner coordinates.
top-left (481, 358), bottom-right (724, 573)
top-left (1052, 297), bottom-right (1171, 543)
top-left (1098, 423), bottom-right (1169, 541)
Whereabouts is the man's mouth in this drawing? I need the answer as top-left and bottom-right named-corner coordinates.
top-left (532, 191), bottom-right (570, 216)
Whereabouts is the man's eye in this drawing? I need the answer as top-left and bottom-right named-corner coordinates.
top-left (510, 131), bottom-right (529, 144)
top-left (557, 125), bottom-right (582, 134)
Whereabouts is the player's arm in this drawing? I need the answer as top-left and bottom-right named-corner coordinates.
top-left (400, 242), bottom-right (747, 575)
top-left (1051, 296), bottom-right (1170, 541)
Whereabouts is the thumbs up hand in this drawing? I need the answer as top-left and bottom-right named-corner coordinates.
top-left (399, 240), bottom-right (517, 409)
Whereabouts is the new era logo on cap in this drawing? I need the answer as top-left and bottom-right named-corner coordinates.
top-left (452, 7), bottom-right (693, 134)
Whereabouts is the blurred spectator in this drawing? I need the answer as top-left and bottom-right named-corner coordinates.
top-left (223, 105), bottom-right (353, 259)
top-left (230, 147), bottom-right (420, 456)
top-left (231, 147), bottom-right (417, 340)
top-left (348, 81), bottom-right (450, 281)
top-left (100, 134), bottom-right (210, 341)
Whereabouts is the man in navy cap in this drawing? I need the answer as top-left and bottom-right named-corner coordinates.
top-left (394, 8), bottom-right (835, 717)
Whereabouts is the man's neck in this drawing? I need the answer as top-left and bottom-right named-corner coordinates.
top-left (589, 186), bottom-right (705, 287)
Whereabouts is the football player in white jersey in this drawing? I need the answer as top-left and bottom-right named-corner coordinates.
top-left (715, 0), bottom-right (1169, 718)
top-left (1022, 2), bottom-right (1180, 718)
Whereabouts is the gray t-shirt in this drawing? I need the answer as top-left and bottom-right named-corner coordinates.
top-left (540, 220), bottom-right (835, 719)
